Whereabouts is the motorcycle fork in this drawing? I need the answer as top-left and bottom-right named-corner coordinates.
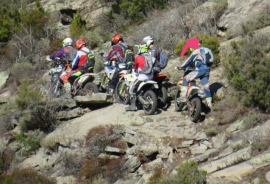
top-left (101, 74), bottom-right (106, 86)
top-left (120, 82), bottom-right (127, 96)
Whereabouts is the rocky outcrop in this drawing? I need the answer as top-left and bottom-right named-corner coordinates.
top-left (35, 0), bottom-right (111, 34)
top-left (217, 0), bottom-right (270, 37)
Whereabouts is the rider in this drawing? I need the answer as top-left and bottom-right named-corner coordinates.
top-left (67, 38), bottom-right (93, 97)
top-left (177, 37), bottom-right (214, 110)
top-left (125, 43), bottom-right (154, 111)
top-left (101, 33), bottom-right (133, 94)
top-left (141, 36), bottom-right (161, 75)
top-left (46, 38), bottom-right (76, 99)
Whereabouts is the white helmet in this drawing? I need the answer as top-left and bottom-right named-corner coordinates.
top-left (142, 36), bottom-right (154, 48)
top-left (62, 37), bottom-right (73, 47)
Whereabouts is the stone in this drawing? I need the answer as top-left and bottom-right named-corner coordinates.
top-left (189, 143), bottom-right (208, 155)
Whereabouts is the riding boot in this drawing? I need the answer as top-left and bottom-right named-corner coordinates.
top-left (177, 86), bottom-right (187, 103)
top-left (125, 94), bottom-right (137, 111)
top-left (64, 83), bottom-right (72, 99)
top-left (206, 97), bottom-right (213, 111)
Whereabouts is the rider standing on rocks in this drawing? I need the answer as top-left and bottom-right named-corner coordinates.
top-left (67, 38), bottom-right (93, 98)
top-left (125, 43), bottom-right (154, 111)
top-left (177, 37), bottom-right (214, 110)
top-left (101, 33), bottom-right (133, 94)
top-left (46, 37), bottom-right (77, 99)
top-left (141, 36), bottom-right (161, 75)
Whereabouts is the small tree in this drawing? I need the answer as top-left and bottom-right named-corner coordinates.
top-left (222, 33), bottom-right (270, 111)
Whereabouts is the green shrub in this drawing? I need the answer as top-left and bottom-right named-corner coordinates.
top-left (174, 34), bottom-right (220, 67)
top-left (15, 130), bottom-right (44, 157)
top-left (0, 1), bottom-right (20, 43)
top-left (81, 29), bottom-right (103, 49)
top-left (0, 168), bottom-right (56, 184)
top-left (206, 127), bottom-right (219, 137)
top-left (9, 58), bottom-right (35, 84)
top-left (20, 1), bottom-right (48, 39)
top-left (15, 79), bottom-right (43, 110)
top-left (243, 113), bottom-right (261, 130)
top-left (70, 12), bottom-right (86, 38)
top-left (85, 125), bottom-right (126, 157)
top-left (222, 34), bottom-right (270, 111)
top-left (153, 161), bottom-right (207, 184)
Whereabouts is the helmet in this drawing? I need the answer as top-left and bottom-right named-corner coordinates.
top-left (111, 34), bottom-right (123, 45)
top-left (137, 43), bottom-right (148, 54)
top-left (141, 36), bottom-right (154, 48)
top-left (62, 38), bottom-right (73, 47)
top-left (75, 38), bottom-right (86, 49)
top-left (180, 37), bottom-right (201, 57)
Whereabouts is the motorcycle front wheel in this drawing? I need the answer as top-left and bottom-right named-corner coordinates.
top-left (115, 80), bottom-right (129, 105)
top-left (142, 90), bottom-right (158, 115)
top-left (188, 97), bottom-right (202, 123)
top-left (46, 81), bottom-right (63, 98)
top-left (174, 89), bottom-right (185, 112)
top-left (79, 82), bottom-right (99, 96)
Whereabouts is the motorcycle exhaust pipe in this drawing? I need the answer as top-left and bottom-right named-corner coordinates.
top-left (138, 96), bottom-right (149, 105)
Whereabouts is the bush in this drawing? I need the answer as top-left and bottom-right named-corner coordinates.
top-left (0, 138), bottom-right (10, 175)
top-left (81, 29), bottom-right (103, 49)
top-left (85, 125), bottom-right (126, 157)
top-left (0, 168), bottom-right (56, 184)
top-left (15, 79), bottom-right (59, 132)
top-left (77, 157), bottom-right (126, 184)
top-left (69, 12), bottom-right (86, 38)
top-left (151, 161), bottom-right (207, 184)
top-left (15, 79), bottom-right (43, 110)
top-left (15, 130), bottom-right (45, 157)
top-left (222, 33), bottom-right (270, 111)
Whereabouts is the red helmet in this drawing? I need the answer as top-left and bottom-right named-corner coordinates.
top-left (75, 38), bottom-right (86, 49)
top-left (111, 34), bottom-right (123, 45)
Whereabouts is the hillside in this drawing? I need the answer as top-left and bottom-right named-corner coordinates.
top-left (0, 0), bottom-right (270, 184)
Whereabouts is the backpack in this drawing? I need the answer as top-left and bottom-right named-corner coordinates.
top-left (81, 50), bottom-right (96, 73)
top-left (140, 53), bottom-right (153, 75)
top-left (200, 47), bottom-right (214, 67)
top-left (119, 44), bottom-right (134, 67)
top-left (152, 49), bottom-right (168, 74)
top-left (159, 51), bottom-right (168, 69)
top-left (63, 46), bottom-right (77, 63)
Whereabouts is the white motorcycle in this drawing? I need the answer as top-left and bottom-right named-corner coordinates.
top-left (115, 72), bottom-right (159, 115)
top-left (174, 67), bottom-right (207, 122)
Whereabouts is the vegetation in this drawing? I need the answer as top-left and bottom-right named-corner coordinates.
top-left (0, 168), bottom-right (56, 184)
top-left (148, 161), bottom-right (207, 184)
top-left (15, 130), bottom-right (44, 157)
top-left (222, 33), bottom-right (270, 112)
top-left (69, 11), bottom-right (86, 38)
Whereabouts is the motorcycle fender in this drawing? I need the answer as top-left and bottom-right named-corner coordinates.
top-left (137, 81), bottom-right (158, 91)
top-left (187, 86), bottom-right (200, 98)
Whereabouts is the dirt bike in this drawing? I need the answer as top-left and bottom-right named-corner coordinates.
top-left (174, 67), bottom-right (207, 122)
top-left (44, 57), bottom-right (66, 98)
top-left (115, 72), bottom-right (169, 107)
top-left (71, 73), bottom-right (100, 96)
top-left (97, 59), bottom-right (132, 93)
top-left (115, 72), bottom-right (159, 115)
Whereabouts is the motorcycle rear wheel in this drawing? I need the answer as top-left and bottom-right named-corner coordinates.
top-left (142, 90), bottom-right (158, 115)
top-left (115, 80), bottom-right (129, 105)
top-left (158, 86), bottom-right (168, 107)
top-left (174, 89), bottom-right (185, 112)
top-left (188, 97), bottom-right (202, 122)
